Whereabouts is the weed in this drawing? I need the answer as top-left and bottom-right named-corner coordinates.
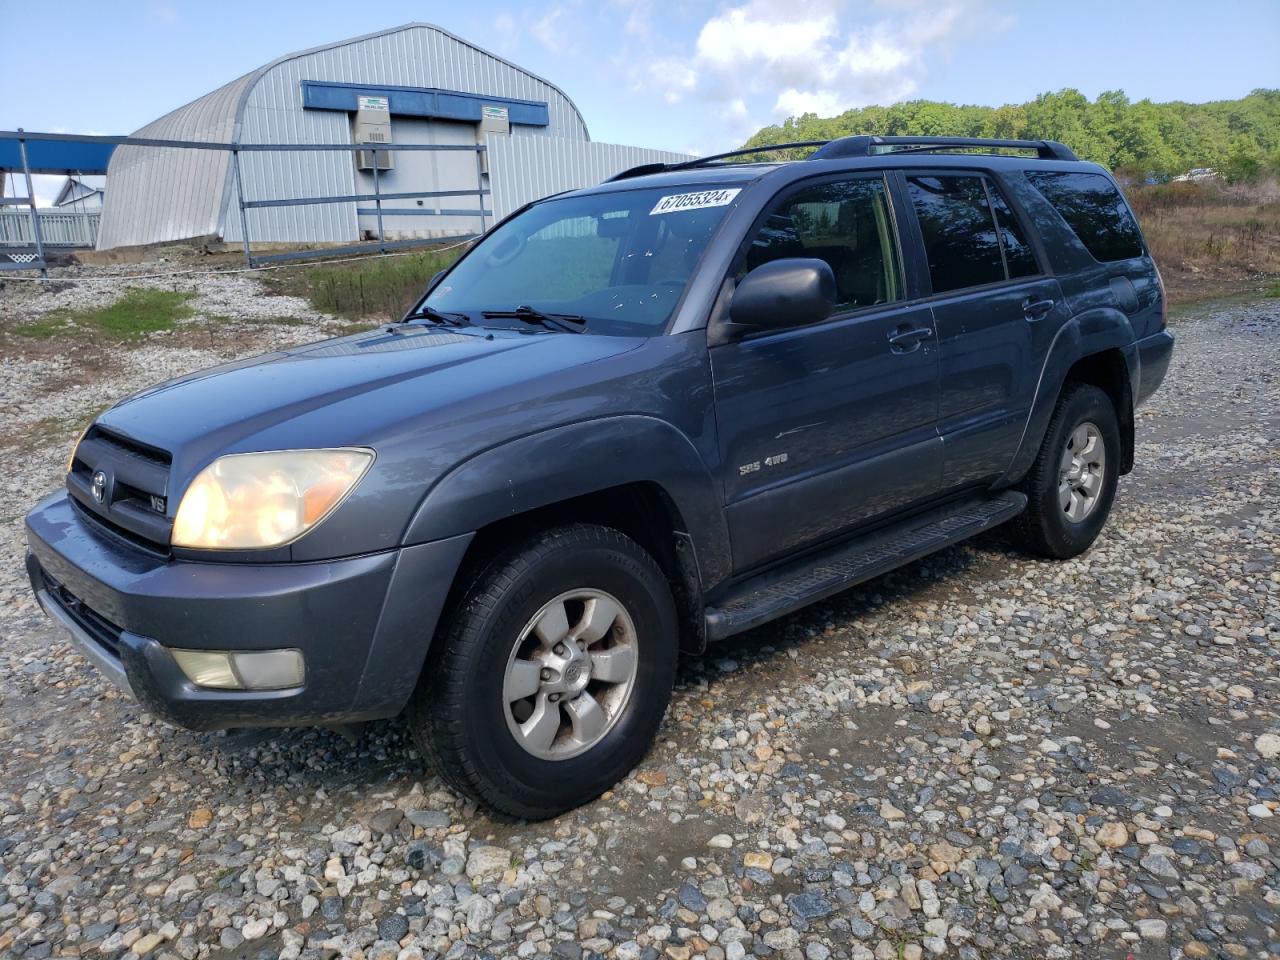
top-left (21, 288), bottom-right (197, 341)
top-left (265, 248), bottom-right (464, 321)
top-left (1128, 179), bottom-right (1280, 303)
top-left (14, 316), bottom-right (74, 339)
top-left (90, 288), bottom-right (195, 338)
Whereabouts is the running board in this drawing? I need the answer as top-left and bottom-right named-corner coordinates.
top-left (704, 491), bottom-right (1026, 641)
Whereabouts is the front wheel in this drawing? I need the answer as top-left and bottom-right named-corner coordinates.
top-left (408, 524), bottom-right (678, 819)
top-left (1010, 382), bottom-right (1121, 559)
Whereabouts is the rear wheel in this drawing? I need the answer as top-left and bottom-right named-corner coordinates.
top-left (1010, 383), bottom-right (1121, 559)
top-left (408, 524), bottom-right (678, 819)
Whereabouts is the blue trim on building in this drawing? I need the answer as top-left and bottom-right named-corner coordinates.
top-left (301, 80), bottom-right (549, 127)
top-left (0, 138), bottom-right (116, 175)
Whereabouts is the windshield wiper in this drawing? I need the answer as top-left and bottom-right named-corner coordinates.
top-left (401, 305), bottom-right (471, 328)
top-left (481, 304), bottom-right (588, 334)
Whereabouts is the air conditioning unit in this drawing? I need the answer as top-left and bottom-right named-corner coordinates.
top-left (353, 95), bottom-right (394, 171)
top-left (356, 148), bottom-right (393, 171)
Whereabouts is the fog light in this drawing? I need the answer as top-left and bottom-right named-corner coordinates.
top-left (231, 649), bottom-right (305, 690)
top-left (171, 649), bottom-right (239, 688)
top-left (171, 648), bottom-right (304, 690)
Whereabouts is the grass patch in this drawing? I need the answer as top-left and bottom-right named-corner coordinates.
top-left (1128, 178), bottom-right (1280, 304)
top-left (14, 316), bottom-right (74, 339)
top-left (264, 247), bottom-right (464, 321)
top-left (15, 288), bottom-right (197, 341)
top-left (89, 288), bottom-right (195, 338)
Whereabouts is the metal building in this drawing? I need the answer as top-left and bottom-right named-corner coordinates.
top-left (96, 23), bottom-right (688, 251)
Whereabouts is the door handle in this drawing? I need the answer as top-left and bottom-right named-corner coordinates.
top-left (887, 325), bottom-right (934, 353)
top-left (1023, 297), bottom-right (1055, 320)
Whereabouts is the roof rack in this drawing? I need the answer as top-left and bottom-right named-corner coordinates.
top-left (606, 135), bottom-right (1077, 181)
top-left (606, 141), bottom-right (827, 181)
top-left (811, 135), bottom-right (1078, 161)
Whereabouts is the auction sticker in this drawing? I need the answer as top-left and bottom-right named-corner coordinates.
top-left (649, 188), bottom-right (741, 215)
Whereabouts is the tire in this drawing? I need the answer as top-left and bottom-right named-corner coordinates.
top-left (408, 523), bottom-right (679, 819)
top-left (1009, 382), bottom-right (1121, 559)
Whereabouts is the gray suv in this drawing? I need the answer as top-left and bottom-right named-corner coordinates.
top-left (26, 136), bottom-right (1174, 818)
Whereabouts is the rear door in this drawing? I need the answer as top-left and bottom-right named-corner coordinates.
top-left (900, 171), bottom-right (1064, 490)
top-left (1023, 170), bottom-right (1164, 339)
top-left (710, 173), bottom-right (943, 573)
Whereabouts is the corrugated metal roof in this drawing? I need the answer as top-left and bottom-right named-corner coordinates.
top-left (96, 71), bottom-right (254, 249)
top-left (486, 136), bottom-right (692, 221)
top-left (97, 23), bottom-right (592, 249)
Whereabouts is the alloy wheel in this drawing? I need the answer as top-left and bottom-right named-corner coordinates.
top-left (1058, 420), bottom-right (1106, 523)
top-left (502, 589), bottom-right (639, 760)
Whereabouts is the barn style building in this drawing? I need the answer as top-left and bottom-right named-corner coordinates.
top-left (96, 24), bottom-right (687, 250)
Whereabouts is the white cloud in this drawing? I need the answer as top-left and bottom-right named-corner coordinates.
top-left (28, 174), bottom-right (63, 210)
top-left (531, 6), bottom-right (573, 54)
top-left (773, 89), bottom-right (846, 119)
top-left (645, 0), bottom-right (999, 128)
top-left (610, 0), bottom-right (653, 38)
top-left (492, 13), bottom-right (520, 53)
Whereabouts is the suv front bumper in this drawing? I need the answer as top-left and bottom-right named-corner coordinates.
top-left (25, 491), bottom-right (471, 731)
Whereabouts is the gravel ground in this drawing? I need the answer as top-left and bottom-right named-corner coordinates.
top-left (0, 272), bottom-right (1276, 960)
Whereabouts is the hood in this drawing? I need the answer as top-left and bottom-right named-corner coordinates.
top-left (97, 325), bottom-right (641, 484)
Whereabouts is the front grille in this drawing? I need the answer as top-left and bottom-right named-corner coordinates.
top-left (41, 570), bottom-right (124, 659)
top-left (68, 425), bottom-right (173, 551)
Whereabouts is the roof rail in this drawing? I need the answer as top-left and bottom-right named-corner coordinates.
top-left (604, 136), bottom-right (1077, 182)
top-left (605, 141), bottom-right (829, 181)
top-left (605, 162), bottom-right (673, 182)
top-left (811, 135), bottom-right (1077, 161)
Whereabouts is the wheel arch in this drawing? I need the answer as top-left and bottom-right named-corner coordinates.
top-left (1002, 307), bottom-right (1139, 485)
top-left (1062, 349), bottom-right (1135, 474)
top-left (402, 416), bottom-right (729, 654)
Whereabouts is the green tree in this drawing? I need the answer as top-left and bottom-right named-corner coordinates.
top-left (743, 88), bottom-right (1280, 179)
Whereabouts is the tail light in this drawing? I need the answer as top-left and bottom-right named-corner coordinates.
top-left (1153, 262), bottom-right (1168, 330)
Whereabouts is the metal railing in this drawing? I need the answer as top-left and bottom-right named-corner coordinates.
top-left (0, 130), bottom-right (49, 274)
top-left (1, 129), bottom-right (492, 276)
top-left (0, 209), bottom-right (99, 246)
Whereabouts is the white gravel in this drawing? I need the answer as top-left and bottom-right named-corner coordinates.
top-left (0, 272), bottom-right (1276, 960)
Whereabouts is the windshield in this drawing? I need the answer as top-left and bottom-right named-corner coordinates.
top-left (423, 184), bottom-right (741, 336)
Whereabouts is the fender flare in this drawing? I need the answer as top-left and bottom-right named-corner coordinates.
top-left (401, 415), bottom-right (732, 588)
top-left (1001, 307), bottom-right (1138, 485)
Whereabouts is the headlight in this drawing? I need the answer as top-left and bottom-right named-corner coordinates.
top-left (66, 424), bottom-right (91, 473)
top-left (171, 448), bottom-right (374, 549)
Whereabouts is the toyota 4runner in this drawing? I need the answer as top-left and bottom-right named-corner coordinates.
top-left (26, 135), bottom-right (1174, 818)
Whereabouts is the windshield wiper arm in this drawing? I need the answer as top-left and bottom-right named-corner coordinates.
top-left (401, 305), bottom-right (471, 328)
top-left (481, 304), bottom-right (587, 334)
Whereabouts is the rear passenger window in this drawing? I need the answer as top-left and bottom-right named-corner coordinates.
top-left (740, 177), bottom-right (902, 311)
top-left (985, 187), bottom-right (1039, 278)
top-left (1026, 171), bottom-right (1144, 262)
top-left (905, 175), bottom-right (1006, 293)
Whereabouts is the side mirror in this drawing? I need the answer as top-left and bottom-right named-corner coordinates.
top-left (428, 269), bottom-right (447, 290)
top-left (728, 258), bottom-right (836, 334)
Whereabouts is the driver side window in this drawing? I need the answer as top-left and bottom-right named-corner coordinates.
top-left (738, 177), bottom-right (903, 311)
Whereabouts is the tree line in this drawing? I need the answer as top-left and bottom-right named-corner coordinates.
top-left (744, 88), bottom-right (1280, 181)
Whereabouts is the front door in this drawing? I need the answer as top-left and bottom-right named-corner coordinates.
top-left (711, 174), bottom-right (943, 573)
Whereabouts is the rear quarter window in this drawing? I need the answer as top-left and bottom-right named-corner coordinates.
top-left (1026, 171), bottom-right (1145, 262)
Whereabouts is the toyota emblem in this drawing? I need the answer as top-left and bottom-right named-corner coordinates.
top-left (91, 470), bottom-right (107, 503)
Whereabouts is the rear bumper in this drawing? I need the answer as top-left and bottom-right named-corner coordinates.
top-left (25, 491), bottom-right (471, 731)
top-left (1135, 329), bottom-right (1175, 407)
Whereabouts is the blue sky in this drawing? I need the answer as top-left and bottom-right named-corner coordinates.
top-left (3, 0), bottom-right (1277, 203)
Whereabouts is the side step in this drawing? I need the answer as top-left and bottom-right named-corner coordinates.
top-left (704, 491), bottom-right (1026, 641)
